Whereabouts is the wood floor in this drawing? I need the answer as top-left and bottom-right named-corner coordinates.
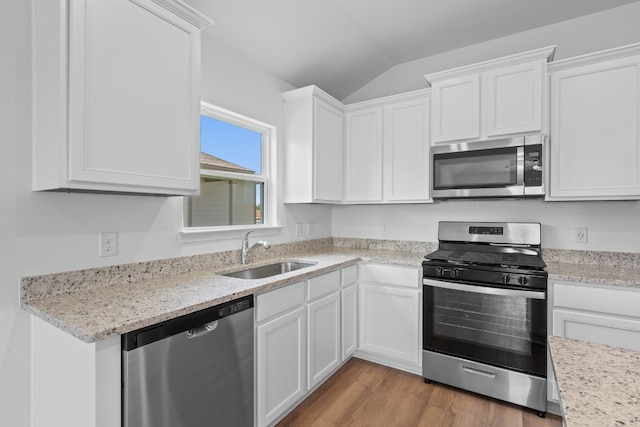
top-left (277, 358), bottom-right (562, 427)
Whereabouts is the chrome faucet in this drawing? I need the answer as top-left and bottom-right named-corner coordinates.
top-left (241, 229), bottom-right (271, 264)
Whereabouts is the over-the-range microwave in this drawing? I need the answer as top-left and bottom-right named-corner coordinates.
top-left (431, 135), bottom-right (544, 199)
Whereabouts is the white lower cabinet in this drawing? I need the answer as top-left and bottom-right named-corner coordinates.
top-left (341, 283), bottom-right (358, 360)
top-left (256, 266), bottom-right (356, 426)
top-left (356, 263), bottom-right (421, 374)
top-left (256, 282), bottom-right (307, 427)
top-left (548, 280), bottom-right (640, 403)
top-left (306, 270), bottom-right (342, 389)
top-left (307, 293), bottom-right (341, 388)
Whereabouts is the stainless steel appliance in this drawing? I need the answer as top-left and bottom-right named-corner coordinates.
top-left (122, 295), bottom-right (254, 427)
top-left (431, 136), bottom-right (544, 199)
top-left (422, 222), bottom-right (548, 416)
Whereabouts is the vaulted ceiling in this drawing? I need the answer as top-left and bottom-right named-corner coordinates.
top-left (185, 0), bottom-right (640, 100)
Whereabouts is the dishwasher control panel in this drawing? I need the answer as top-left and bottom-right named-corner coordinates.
top-left (218, 298), bottom-right (252, 318)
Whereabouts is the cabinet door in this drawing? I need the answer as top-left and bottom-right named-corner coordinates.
top-left (549, 55), bottom-right (640, 200)
top-left (341, 284), bottom-right (358, 361)
top-left (553, 309), bottom-right (640, 352)
top-left (383, 97), bottom-right (431, 201)
top-left (358, 283), bottom-right (420, 364)
top-left (486, 60), bottom-right (544, 137)
top-left (345, 107), bottom-right (383, 202)
top-left (431, 74), bottom-right (480, 143)
top-left (314, 98), bottom-right (344, 202)
top-left (67, 0), bottom-right (202, 193)
top-left (257, 307), bottom-right (306, 427)
top-left (307, 293), bottom-right (341, 389)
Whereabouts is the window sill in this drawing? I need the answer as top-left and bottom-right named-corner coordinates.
top-left (179, 225), bottom-right (284, 244)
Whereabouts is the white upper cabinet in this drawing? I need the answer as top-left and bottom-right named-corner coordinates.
top-left (282, 86), bottom-right (345, 203)
top-left (32, 0), bottom-right (212, 195)
top-left (548, 44), bottom-right (640, 200)
top-left (345, 107), bottom-right (384, 202)
top-left (485, 60), bottom-right (544, 137)
top-left (430, 74), bottom-right (480, 142)
top-left (344, 90), bottom-right (431, 203)
top-left (426, 46), bottom-right (556, 144)
top-left (383, 96), bottom-right (431, 202)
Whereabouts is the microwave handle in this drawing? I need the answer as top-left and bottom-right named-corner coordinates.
top-left (423, 278), bottom-right (546, 300)
top-left (516, 146), bottom-right (524, 186)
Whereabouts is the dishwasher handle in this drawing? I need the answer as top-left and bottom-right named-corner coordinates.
top-left (186, 320), bottom-right (218, 339)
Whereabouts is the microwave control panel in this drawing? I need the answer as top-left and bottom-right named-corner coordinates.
top-left (524, 144), bottom-right (543, 187)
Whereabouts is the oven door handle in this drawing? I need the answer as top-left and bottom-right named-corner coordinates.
top-left (423, 278), bottom-right (546, 300)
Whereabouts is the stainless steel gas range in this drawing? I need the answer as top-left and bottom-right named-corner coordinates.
top-left (422, 221), bottom-right (548, 416)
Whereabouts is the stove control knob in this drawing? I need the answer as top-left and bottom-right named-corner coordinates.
top-left (501, 274), bottom-right (511, 284)
top-left (435, 267), bottom-right (443, 277)
top-left (518, 276), bottom-right (529, 285)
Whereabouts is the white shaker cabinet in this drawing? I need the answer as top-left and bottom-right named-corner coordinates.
top-left (256, 282), bottom-right (307, 427)
top-left (426, 46), bottom-right (555, 144)
top-left (306, 270), bottom-right (342, 389)
top-left (357, 263), bottom-right (422, 374)
top-left (429, 74), bottom-right (481, 142)
top-left (282, 86), bottom-right (345, 203)
top-left (32, 0), bottom-right (212, 195)
top-left (344, 107), bottom-right (384, 202)
top-left (344, 90), bottom-right (431, 203)
top-left (548, 45), bottom-right (640, 200)
top-left (383, 95), bottom-right (431, 202)
top-left (341, 265), bottom-right (358, 360)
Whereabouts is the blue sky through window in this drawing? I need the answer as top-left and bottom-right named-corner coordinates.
top-left (200, 115), bottom-right (262, 174)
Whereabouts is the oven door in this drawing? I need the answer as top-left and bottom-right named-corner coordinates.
top-left (423, 278), bottom-right (546, 378)
top-left (431, 139), bottom-right (524, 198)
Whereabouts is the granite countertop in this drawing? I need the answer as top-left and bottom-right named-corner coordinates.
top-left (546, 262), bottom-right (640, 289)
top-left (22, 248), bottom-right (425, 343)
top-left (21, 239), bottom-right (640, 345)
top-left (548, 336), bottom-right (640, 427)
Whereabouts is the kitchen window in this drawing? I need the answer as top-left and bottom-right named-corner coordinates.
top-left (183, 102), bottom-right (275, 230)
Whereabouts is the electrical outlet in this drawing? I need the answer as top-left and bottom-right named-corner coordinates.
top-left (295, 223), bottom-right (302, 237)
top-left (382, 222), bottom-right (390, 235)
top-left (307, 222), bottom-right (314, 236)
top-left (99, 232), bottom-right (118, 257)
top-left (574, 227), bottom-right (588, 243)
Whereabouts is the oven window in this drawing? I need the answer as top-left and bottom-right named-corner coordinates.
top-left (433, 147), bottom-right (518, 189)
top-left (423, 285), bottom-right (546, 377)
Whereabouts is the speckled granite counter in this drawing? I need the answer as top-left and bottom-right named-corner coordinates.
top-left (21, 246), bottom-right (425, 343)
top-left (548, 336), bottom-right (640, 427)
top-left (544, 248), bottom-right (640, 289)
top-left (21, 239), bottom-right (640, 344)
top-left (546, 262), bottom-right (640, 289)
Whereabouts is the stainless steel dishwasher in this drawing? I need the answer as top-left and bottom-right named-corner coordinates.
top-left (122, 295), bottom-right (254, 427)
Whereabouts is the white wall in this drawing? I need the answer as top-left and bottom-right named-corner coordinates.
top-left (332, 200), bottom-right (640, 252)
top-left (344, 2), bottom-right (640, 103)
top-left (0, 2), bottom-right (330, 425)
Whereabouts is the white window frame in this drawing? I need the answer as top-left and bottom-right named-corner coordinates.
top-left (180, 102), bottom-right (280, 241)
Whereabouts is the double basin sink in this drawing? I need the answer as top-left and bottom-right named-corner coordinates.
top-left (222, 261), bottom-right (317, 280)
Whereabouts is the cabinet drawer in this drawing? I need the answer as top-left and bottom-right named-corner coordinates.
top-left (307, 270), bottom-right (341, 301)
top-left (358, 263), bottom-right (420, 288)
top-left (553, 282), bottom-right (640, 318)
top-left (341, 265), bottom-right (358, 287)
top-left (256, 281), bottom-right (305, 323)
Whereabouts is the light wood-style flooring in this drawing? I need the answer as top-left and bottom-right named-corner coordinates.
top-left (277, 358), bottom-right (562, 427)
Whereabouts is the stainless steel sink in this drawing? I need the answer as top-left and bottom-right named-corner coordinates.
top-left (222, 261), bottom-right (317, 280)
